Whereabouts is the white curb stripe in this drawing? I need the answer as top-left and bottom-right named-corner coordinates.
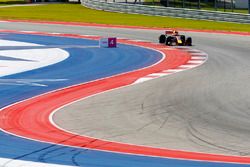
top-left (188, 60), bottom-right (204, 63)
top-left (190, 53), bottom-right (207, 56)
top-left (147, 73), bottom-right (169, 77)
top-left (133, 78), bottom-right (153, 84)
top-left (179, 64), bottom-right (198, 68)
top-left (164, 69), bottom-right (182, 73)
top-left (133, 48), bottom-right (208, 84)
top-left (20, 31), bottom-right (39, 33)
top-left (191, 56), bottom-right (206, 60)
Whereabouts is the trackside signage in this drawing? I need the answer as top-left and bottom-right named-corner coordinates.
top-left (99, 37), bottom-right (117, 48)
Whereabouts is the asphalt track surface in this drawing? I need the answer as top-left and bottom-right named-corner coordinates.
top-left (58, 29), bottom-right (250, 155)
top-left (0, 21), bottom-right (250, 167)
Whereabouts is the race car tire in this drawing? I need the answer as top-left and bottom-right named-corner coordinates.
top-left (180, 35), bottom-right (186, 46)
top-left (159, 34), bottom-right (166, 43)
top-left (185, 37), bottom-right (192, 46)
top-left (166, 36), bottom-right (172, 46)
top-left (172, 37), bottom-right (178, 46)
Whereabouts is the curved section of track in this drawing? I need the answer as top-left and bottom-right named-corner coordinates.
top-left (0, 20), bottom-right (248, 166)
top-left (55, 30), bottom-right (250, 160)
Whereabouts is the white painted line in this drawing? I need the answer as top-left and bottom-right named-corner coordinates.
top-left (134, 72), bottom-right (171, 84)
top-left (0, 79), bottom-right (67, 87)
top-left (160, 48), bottom-right (176, 50)
top-left (117, 38), bottom-right (129, 40)
top-left (0, 157), bottom-right (74, 167)
top-left (179, 64), bottom-right (197, 68)
top-left (175, 47), bottom-right (189, 50)
top-left (163, 69), bottom-right (181, 73)
top-left (0, 39), bottom-right (69, 77)
top-left (190, 53), bottom-right (208, 56)
top-left (191, 56), bottom-right (206, 60)
top-left (133, 77), bottom-right (153, 84)
top-left (0, 39), bottom-right (40, 47)
top-left (188, 60), bottom-right (204, 64)
top-left (20, 31), bottom-right (39, 33)
top-left (50, 32), bottom-right (62, 35)
top-left (134, 50), bottom-right (208, 84)
top-left (187, 49), bottom-right (201, 52)
top-left (80, 35), bottom-right (99, 37)
top-left (147, 73), bottom-right (169, 77)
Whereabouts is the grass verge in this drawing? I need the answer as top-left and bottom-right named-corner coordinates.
top-left (0, 4), bottom-right (249, 32)
top-left (0, 0), bottom-right (26, 5)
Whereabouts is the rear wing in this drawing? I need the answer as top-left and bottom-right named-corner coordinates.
top-left (165, 30), bottom-right (174, 34)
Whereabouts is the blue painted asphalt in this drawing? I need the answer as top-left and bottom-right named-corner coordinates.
top-left (0, 32), bottom-right (249, 167)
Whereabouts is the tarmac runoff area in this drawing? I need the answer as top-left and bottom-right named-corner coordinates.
top-left (1, 21), bottom-right (250, 158)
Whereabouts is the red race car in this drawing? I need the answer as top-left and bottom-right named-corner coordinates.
top-left (159, 30), bottom-right (192, 46)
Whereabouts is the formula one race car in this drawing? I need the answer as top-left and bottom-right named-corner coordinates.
top-left (159, 30), bottom-right (192, 46)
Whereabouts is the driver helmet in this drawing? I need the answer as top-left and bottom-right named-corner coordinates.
top-left (172, 30), bottom-right (179, 36)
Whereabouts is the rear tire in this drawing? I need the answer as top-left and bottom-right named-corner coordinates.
top-left (166, 36), bottom-right (172, 46)
top-left (171, 37), bottom-right (178, 46)
top-left (159, 34), bottom-right (166, 44)
top-left (180, 35), bottom-right (185, 46)
top-left (186, 37), bottom-right (192, 46)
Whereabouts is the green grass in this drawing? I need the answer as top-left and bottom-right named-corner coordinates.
top-left (0, 0), bottom-right (26, 5)
top-left (0, 4), bottom-right (249, 32)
